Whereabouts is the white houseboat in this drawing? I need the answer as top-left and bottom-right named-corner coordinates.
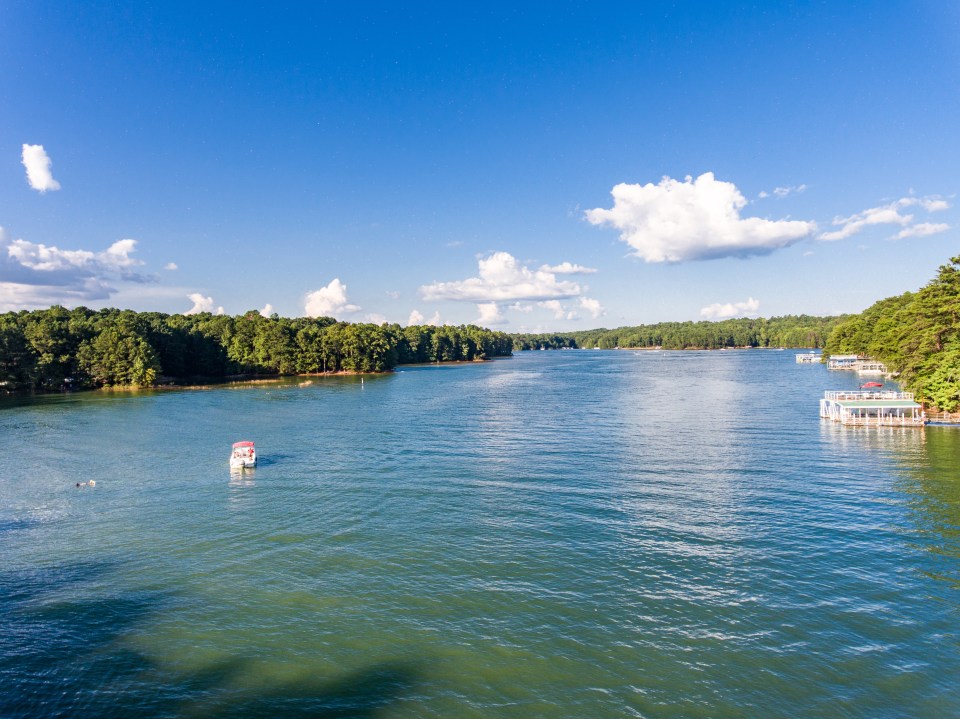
top-left (819, 390), bottom-right (925, 427)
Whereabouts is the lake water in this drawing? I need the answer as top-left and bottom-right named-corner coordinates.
top-left (1, 350), bottom-right (958, 718)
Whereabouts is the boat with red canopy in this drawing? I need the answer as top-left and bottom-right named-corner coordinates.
top-left (229, 441), bottom-right (257, 469)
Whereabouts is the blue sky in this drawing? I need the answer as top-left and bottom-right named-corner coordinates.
top-left (2, 2), bottom-right (959, 330)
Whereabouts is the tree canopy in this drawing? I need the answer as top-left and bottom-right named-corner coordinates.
top-left (0, 308), bottom-right (513, 392)
top-left (511, 315), bottom-right (846, 352)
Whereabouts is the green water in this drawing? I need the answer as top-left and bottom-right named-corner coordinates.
top-left (1, 350), bottom-right (958, 718)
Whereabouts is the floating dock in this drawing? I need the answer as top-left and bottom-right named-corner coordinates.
top-left (795, 352), bottom-right (820, 364)
top-left (820, 390), bottom-right (925, 427)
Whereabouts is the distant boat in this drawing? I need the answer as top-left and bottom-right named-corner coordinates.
top-left (229, 441), bottom-right (257, 469)
top-left (860, 381), bottom-right (883, 389)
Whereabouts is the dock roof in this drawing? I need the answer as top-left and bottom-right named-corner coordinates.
top-left (835, 399), bottom-right (920, 409)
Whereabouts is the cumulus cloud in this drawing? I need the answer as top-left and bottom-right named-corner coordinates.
top-left (0, 228), bottom-right (155, 310)
top-left (700, 297), bottom-right (760, 320)
top-left (585, 172), bottom-right (816, 262)
top-left (164, 262), bottom-right (178, 271)
top-left (538, 261), bottom-right (598, 274)
top-left (538, 300), bottom-right (575, 320)
top-left (21, 144), bottom-right (61, 192)
top-left (260, 303), bottom-right (275, 317)
top-left (820, 196), bottom-right (950, 241)
top-left (184, 293), bottom-right (223, 315)
top-left (304, 278), bottom-right (360, 318)
top-left (407, 309), bottom-right (425, 325)
top-left (476, 302), bottom-right (504, 326)
top-left (420, 252), bottom-right (583, 302)
top-left (579, 296), bottom-right (605, 319)
top-left (893, 222), bottom-right (950, 240)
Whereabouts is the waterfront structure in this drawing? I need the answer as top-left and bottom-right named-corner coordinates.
top-left (796, 352), bottom-right (821, 363)
top-left (819, 390), bottom-right (925, 427)
top-left (828, 354), bottom-right (860, 370)
top-left (853, 359), bottom-right (888, 375)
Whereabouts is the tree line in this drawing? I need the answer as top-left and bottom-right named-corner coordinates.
top-left (511, 315), bottom-right (846, 352)
top-left (822, 255), bottom-right (960, 411)
top-left (0, 307), bottom-right (513, 391)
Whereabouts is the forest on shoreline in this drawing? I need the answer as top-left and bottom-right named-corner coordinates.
top-left (0, 308), bottom-right (513, 392)
top-left (822, 255), bottom-right (960, 411)
top-left (511, 314), bottom-right (846, 352)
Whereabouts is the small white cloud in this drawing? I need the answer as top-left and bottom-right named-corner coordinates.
top-left (538, 300), bottom-right (574, 320)
top-left (407, 309), bottom-right (425, 325)
top-left (185, 293), bottom-right (216, 315)
top-left (820, 195), bottom-right (951, 241)
top-left (803, 251), bottom-right (815, 257)
top-left (365, 313), bottom-right (388, 325)
top-left (21, 144), bottom-right (61, 193)
top-left (259, 304), bottom-right (275, 317)
top-left (579, 296), bottom-right (605, 319)
top-left (164, 262), bottom-right (178, 271)
top-left (700, 297), bottom-right (760, 320)
top-left (893, 222), bottom-right (950, 240)
top-left (773, 184), bottom-right (807, 198)
top-left (538, 261), bottom-right (598, 274)
top-left (385, 290), bottom-right (401, 300)
top-left (304, 278), bottom-right (360, 318)
top-left (509, 302), bottom-right (534, 313)
top-left (476, 302), bottom-right (505, 326)
top-left (446, 240), bottom-right (464, 248)
top-left (420, 252), bottom-right (582, 302)
top-left (586, 172), bottom-right (816, 262)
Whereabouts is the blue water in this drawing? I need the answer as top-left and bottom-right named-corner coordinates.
top-left (1, 350), bottom-right (958, 718)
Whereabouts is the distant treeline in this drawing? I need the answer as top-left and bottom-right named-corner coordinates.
top-left (512, 315), bottom-right (846, 351)
top-left (0, 307), bottom-right (513, 391)
top-left (823, 255), bottom-right (960, 411)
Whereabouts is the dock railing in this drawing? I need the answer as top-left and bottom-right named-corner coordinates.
top-left (823, 390), bottom-right (914, 401)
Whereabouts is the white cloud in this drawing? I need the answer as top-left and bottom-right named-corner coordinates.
top-left (184, 293), bottom-right (223, 315)
top-left (893, 222), bottom-right (950, 240)
top-left (420, 252), bottom-right (582, 302)
top-left (820, 196), bottom-right (951, 241)
top-left (538, 300), bottom-right (575, 320)
top-left (385, 290), bottom-right (401, 300)
top-left (586, 172), bottom-right (816, 262)
top-left (21, 144), bottom-right (61, 192)
top-left (365, 313), bottom-right (388, 325)
top-left (164, 262), bottom-right (178, 271)
top-left (773, 184), bottom-right (806, 198)
top-left (700, 297), bottom-right (760, 320)
top-left (259, 303), bottom-right (275, 317)
top-left (304, 278), bottom-right (360, 318)
top-left (0, 228), bottom-right (155, 310)
top-left (509, 302), bottom-right (533, 313)
top-left (408, 309), bottom-right (443, 326)
top-left (538, 261), bottom-right (597, 274)
top-left (476, 302), bottom-right (505, 326)
top-left (579, 296), bottom-right (605, 319)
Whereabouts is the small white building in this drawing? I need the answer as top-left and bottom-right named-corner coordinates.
top-left (820, 390), bottom-right (925, 427)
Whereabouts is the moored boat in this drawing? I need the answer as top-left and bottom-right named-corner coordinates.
top-left (230, 441), bottom-right (257, 469)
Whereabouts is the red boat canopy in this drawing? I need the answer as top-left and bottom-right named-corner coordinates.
top-left (860, 382), bottom-right (883, 388)
top-left (232, 441), bottom-right (255, 448)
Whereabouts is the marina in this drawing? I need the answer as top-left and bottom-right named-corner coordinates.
top-left (819, 390), bottom-right (926, 427)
